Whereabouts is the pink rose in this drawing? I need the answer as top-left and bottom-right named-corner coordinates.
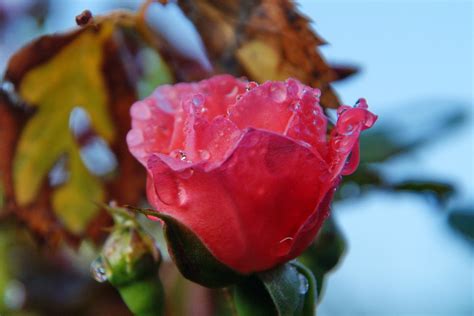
top-left (127, 75), bottom-right (376, 274)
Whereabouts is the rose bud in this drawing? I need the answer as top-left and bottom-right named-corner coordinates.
top-left (93, 208), bottom-right (164, 315)
top-left (126, 75), bottom-right (376, 285)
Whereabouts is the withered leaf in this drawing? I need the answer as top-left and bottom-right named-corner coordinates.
top-left (178, 0), bottom-right (350, 108)
top-left (1, 10), bottom-right (173, 245)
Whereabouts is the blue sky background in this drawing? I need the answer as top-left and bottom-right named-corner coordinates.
top-left (298, 1), bottom-right (473, 315)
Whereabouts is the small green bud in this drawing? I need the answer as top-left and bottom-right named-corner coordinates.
top-left (92, 206), bottom-right (164, 316)
top-left (101, 225), bottom-right (160, 286)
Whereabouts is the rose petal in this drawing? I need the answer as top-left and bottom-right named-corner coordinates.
top-left (127, 98), bottom-right (174, 165)
top-left (328, 100), bottom-right (378, 180)
top-left (284, 84), bottom-right (328, 159)
top-left (228, 80), bottom-right (296, 133)
top-left (147, 129), bottom-right (332, 273)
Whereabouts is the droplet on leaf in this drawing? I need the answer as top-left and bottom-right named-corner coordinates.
top-left (90, 257), bottom-right (108, 283)
top-left (298, 273), bottom-right (309, 295)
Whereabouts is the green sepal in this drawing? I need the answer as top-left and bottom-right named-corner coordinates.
top-left (128, 206), bottom-right (243, 288)
top-left (102, 229), bottom-right (158, 286)
top-left (233, 276), bottom-right (277, 316)
top-left (96, 206), bottom-right (165, 316)
top-left (117, 276), bottom-right (165, 316)
top-left (233, 261), bottom-right (317, 316)
top-left (292, 261), bottom-right (317, 316)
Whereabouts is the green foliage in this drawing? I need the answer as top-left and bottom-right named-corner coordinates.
top-left (234, 261), bottom-right (317, 316)
top-left (448, 207), bottom-right (474, 244)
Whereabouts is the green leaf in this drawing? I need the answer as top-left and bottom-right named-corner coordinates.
top-left (392, 180), bottom-right (454, 204)
top-left (128, 207), bottom-right (242, 288)
top-left (137, 48), bottom-right (173, 99)
top-left (258, 263), bottom-right (305, 316)
top-left (448, 208), bottom-right (474, 244)
top-left (234, 276), bottom-right (277, 316)
top-left (233, 261), bottom-right (317, 316)
top-left (292, 261), bottom-right (317, 316)
top-left (118, 277), bottom-right (165, 316)
top-left (9, 23), bottom-right (116, 235)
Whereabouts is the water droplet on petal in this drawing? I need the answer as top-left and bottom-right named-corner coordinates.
top-left (179, 168), bottom-right (194, 179)
top-left (91, 257), bottom-right (108, 283)
top-left (270, 82), bottom-right (287, 102)
top-left (275, 237), bottom-right (294, 256)
top-left (131, 101), bottom-right (151, 120)
top-left (298, 273), bottom-right (309, 295)
top-left (293, 102), bottom-right (302, 111)
top-left (170, 150), bottom-right (189, 162)
top-left (192, 94), bottom-right (205, 107)
top-left (313, 89), bottom-right (321, 99)
top-left (286, 79), bottom-right (301, 98)
top-left (226, 86), bottom-right (239, 98)
top-left (199, 149), bottom-right (211, 161)
top-left (126, 129), bottom-right (144, 146)
top-left (246, 81), bottom-right (258, 92)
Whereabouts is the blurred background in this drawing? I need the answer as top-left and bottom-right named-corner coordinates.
top-left (0, 0), bottom-right (472, 315)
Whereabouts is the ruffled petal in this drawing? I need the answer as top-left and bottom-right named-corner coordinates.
top-left (127, 98), bottom-right (174, 165)
top-left (146, 129), bottom-right (331, 273)
top-left (284, 82), bottom-right (328, 159)
top-left (228, 80), bottom-right (297, 133)
top-left (328, 99), bottom-right (378, 180)
top-left (128, 75), bottom-right (247, 165)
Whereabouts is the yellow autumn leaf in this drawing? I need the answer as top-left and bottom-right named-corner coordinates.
top-left (13, 24), bottom-right (115, 234)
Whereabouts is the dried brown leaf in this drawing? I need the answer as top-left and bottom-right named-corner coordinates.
top-left (178, 0), bottom-right (351, 108)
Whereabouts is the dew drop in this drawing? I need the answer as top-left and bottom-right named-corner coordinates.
top-left (131, 101), bottom-right (151, 120)
top-left (3, 280), bottom-right (26, 310)
top-left (90, 257), bottom-right (108, 283)
top-left (199, 149), bottom-right (211, 161)
top-left (270, 82), bottom-right (287, 102)
top-left (179, 168), bottom-right (194, 179)
top-left (286, 79), bottom-right (301, 97)
top-left (313, 89), bottom-right (321, 98)
top-left (226, 86), bottom-right (239, 98)
top-left (293, 102), bottom-right (302, 111)
top-left (246, 81), bottom-right (258, 91)
top-left (275, 237), bottom-right (294, 256)
top-left (192, 94), bottom-right (205, 107)
top-left (170, 150), bottom-right (189, 162)
top-left (298, 273), bottom-right (309, 295)
top-left (126, 129), bottom-right (144, 146)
